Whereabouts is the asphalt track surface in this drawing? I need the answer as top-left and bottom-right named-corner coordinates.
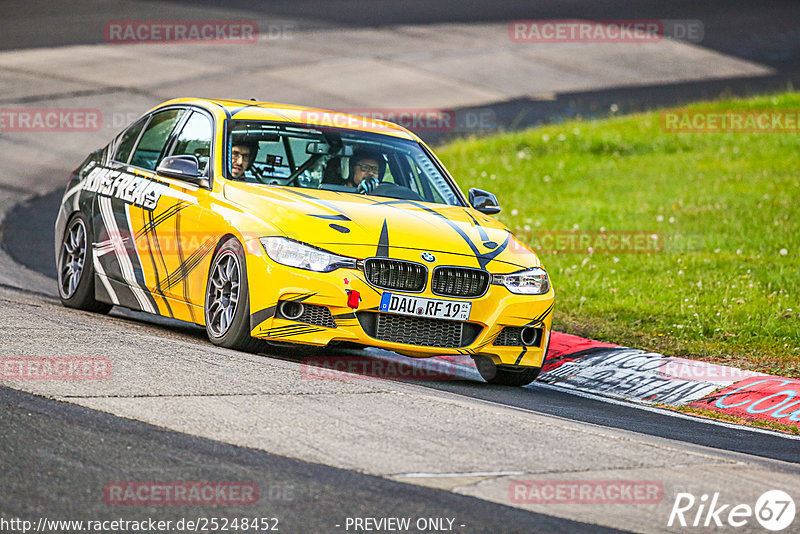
top-left (5, 0), bottom-right (800, 66)
top-left (1, 386), bottom-right (624, 534)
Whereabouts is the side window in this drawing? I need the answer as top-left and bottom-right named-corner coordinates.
top-left (113, 117), bottom-right (147, 164)
top-left (170, 111), bottom-right (213, 175)
top-left (130, 109), bottom-right (185, 171)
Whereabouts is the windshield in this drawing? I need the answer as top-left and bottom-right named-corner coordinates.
top-left (225, 120), bottom-right (463, 206)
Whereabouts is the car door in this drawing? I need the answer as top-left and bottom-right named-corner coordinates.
top-left (153, 109), bottom-right (219, 319)
top-left (88, 107), bottom-right (202, 320)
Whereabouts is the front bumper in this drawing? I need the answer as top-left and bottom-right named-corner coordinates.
top-left (245, 240), bottom-right (554, 369)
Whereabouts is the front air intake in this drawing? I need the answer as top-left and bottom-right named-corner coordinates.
top-left (363, 258), bottom-right (427, 292)
top-left (431, 267), bottom-right (490, 298)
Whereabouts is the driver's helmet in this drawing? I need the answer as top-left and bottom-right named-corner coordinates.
top-left (348, 147), bottom-right (386, 181)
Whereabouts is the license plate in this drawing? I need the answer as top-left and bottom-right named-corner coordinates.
top-left (379, 292), bottom-right (471, 321)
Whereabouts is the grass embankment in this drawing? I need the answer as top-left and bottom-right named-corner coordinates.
top-left (437, 92), bottom-right (799, 377)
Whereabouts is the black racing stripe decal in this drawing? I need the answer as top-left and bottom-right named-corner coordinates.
top-left (279, 188), bottom-right (352, 220)
top-left (473, 337), bottom-right (493, 351)
top-left (526, 302), bottom-right (554, 326)
top-left (249, 102), bottom-right (295, 121)
top-left (332, 311), bottom-right (358, 326)
top-left (285, 293), bottom-right (317, 303)
top-left (106, 277), bottom-right (142, 310)
top-left (263, 324), bottom-right (309, 334)
top-left (250, 305), bottom-right (277, 331)
top-left (94, 273), bottom-right (113, 304)
top-left (163, 237), bottom-right (216, 291)
top-left (464, 210), bottom-right (490, 244)
top-left (146, 207), bottom-right (171, 277)
top-left (93, 204), bottom-right (118, 273)
top-left (227, 102), bottom-right (293, 122)
top-left (272, 192), bottom-right (511, 269)
top-left (514, 345), bottom-right (528, 365)
top-left (135, 202), bottom-right (190, 240)
top-left (476, 233), bottom-right (511, 268)
top-left (379, 199), bottom-right (513, 269)
top-left (377, 200), bottom-right (487, 267)
top-left (269, 329), bottom-right (323, 339)
top-left (309, 213), bottom-right (352, 221)
top-left (358, 197), bottom-right (442, 225)
top-left (261, 325), bottom-right (324, 338)
top-left (144, 209), bottom-right (173, 318)
top-left (173, 209), bottom-right (190, 320)
top-left (208, 101), bottom-right (233, 120)
top-left (115, 197), bottom-right (159, 314)
top-left (376, 219), bottom-right (389, 257)
top-left (228, 104), bottom-right (263, 117)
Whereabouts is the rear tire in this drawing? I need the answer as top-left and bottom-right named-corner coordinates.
top-left (57, 213), bottom-right (112, 314)
top-left (204, 238), bottom-right (261, 352)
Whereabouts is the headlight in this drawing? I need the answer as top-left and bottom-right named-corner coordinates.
top-left (260, 237), bottom-right (357, 272)
top-left (493, 267), bottom-right (550, 295)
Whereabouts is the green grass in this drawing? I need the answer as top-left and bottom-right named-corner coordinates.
top-left (437, 92), bottom-right (800, 377)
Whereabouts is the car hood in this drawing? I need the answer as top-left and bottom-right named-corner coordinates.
top-left (223, 182), bottom-right (540, 270)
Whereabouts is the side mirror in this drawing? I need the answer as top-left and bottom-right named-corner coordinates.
top-left (468, 188), bottom-right (501, 215)
top-left (156, 155), bottom-right (208, 187)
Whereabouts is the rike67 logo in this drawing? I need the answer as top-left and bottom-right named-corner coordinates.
top-left (668, 490), bottom-right (795, 531)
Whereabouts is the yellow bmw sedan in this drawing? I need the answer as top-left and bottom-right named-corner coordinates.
top-left (54, 98), bottom-right (554, 386)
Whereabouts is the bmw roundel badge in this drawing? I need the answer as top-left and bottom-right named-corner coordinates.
top-left (421, 252), bottom-right (436, 263)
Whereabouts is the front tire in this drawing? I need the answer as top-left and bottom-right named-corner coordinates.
top-left (57, 213), bottom-right (112, 313)
top-left (204, 238), bottom-right (260, 352)
top-left (474, 355), bottom-right (542, 386)
top-left (476, 330), bottom-right (552, 386)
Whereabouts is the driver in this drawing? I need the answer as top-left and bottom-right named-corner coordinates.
top-left (346, 149), bottom-right (385, 194)
top-left (230, 141), bottom-right (259, 180)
